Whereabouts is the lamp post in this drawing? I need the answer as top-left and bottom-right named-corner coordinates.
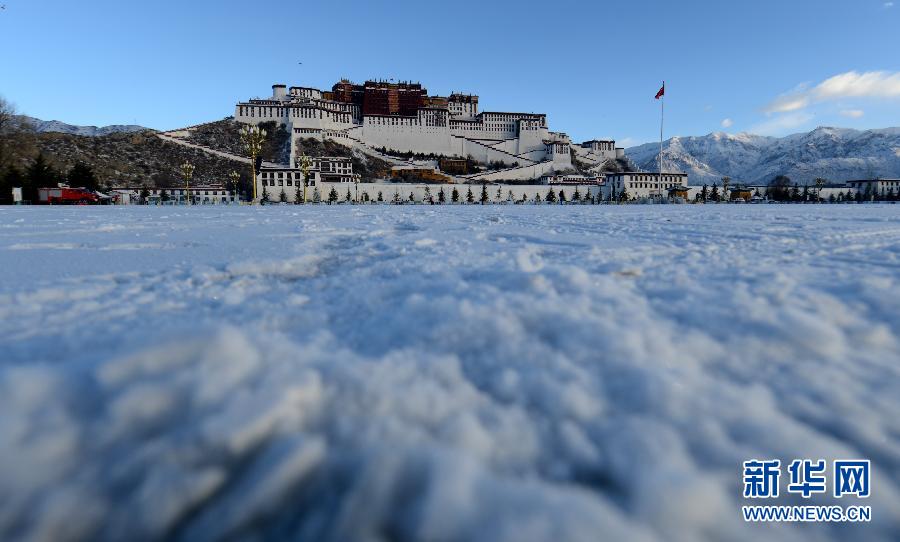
top-left (240, 125), bottom-right (266, 203)
top-left (228, 170), bottom-right (240, 203)
top-left (299, 154), bottom-right (312, 203)
top-left (814, 177), bottom-right (825, 203)
top-left (354, 177), bottom-right (359, 203)
top-left (180, 162), bottom-right (194, 205)
top-left (722, 176), bottom-right (731, 204)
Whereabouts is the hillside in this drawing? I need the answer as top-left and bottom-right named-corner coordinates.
top-left (4, 117), bottom-right (393, 188)
top-left (627, 127), bottom-right (900, 185)
top-left (6, 129), bottom-right (249, 187)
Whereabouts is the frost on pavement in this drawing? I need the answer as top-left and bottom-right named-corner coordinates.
top-left (0, 205), bottom-right (899, 542)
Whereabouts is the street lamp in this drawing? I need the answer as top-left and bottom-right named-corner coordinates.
top-left (180, 162), bottom-right (194, 205)
top-left (240, 125), bottom-right (266, 203)
top-left (815, 177), bottom-right (825, 203)
top-left (299, 154), bottom-right (312, 203)
top-left (228, 170), bottom-right (240, 203)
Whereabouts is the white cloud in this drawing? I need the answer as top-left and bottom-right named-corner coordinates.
top-left (721, 118), bottom-right (734, 128)
top-left (763, 94), bottom-right (811, 114)
top-left (763, 71), bottom-right (900, 113)
top-left (885, 2), bottom-right (894, 8)
top-left (750, 111), bottom-right (814, 136)
top-left (839, 109), bottom-right (865, 118)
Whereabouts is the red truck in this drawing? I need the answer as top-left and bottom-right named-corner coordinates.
top-left (38, 187), bottom-right (100, 205)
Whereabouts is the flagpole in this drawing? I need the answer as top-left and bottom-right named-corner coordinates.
top-left (659, 81), bottom-right (664, 201)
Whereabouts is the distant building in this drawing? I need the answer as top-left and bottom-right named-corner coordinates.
top-left (539, 173), bottom-right (605, 185)
top-left (109, 185), bottom-right (237, 205)
top-left (846, 179), bottom-right (900, 198)
top-left (605, 172), bottom-right (689, 199)
top-left (728, 186), bottom-right (753, 202)
top-left (256, 157), bottom-right (358, 202)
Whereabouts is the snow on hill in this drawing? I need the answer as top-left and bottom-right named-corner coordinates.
top-left (626, 127), bottom-right (900, 185)
top-left (20, 115), bottom-right (150, 137)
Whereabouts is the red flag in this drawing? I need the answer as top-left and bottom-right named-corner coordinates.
top-left (655, 83), bottom-right (665, 100)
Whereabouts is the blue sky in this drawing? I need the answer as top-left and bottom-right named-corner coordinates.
top-left (1, 0), bottom-right (899, 145)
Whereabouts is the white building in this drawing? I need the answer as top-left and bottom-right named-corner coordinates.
top-left (256, 156), bottom-right (358, 202)
top-left (539, 173), bottom-right (605, 185)
top-left (110, 186), bottom-right (238, 205)
top-left (846, 179), bottom-right (900, 199)
top-left (604, 172), bottom-right (690, 200)
top-left (236, 81), bottom-right (620, 181)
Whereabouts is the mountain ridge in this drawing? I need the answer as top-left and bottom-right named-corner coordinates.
top-left (625, 126), bottom-right (900, 185)
top-left (18, 115), bottom-right (151, 137)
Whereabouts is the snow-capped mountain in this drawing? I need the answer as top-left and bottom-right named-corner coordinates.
top-left (626, 127), bottom-right (900, 185)
top-left (19, 116), bottom-right (150, 137)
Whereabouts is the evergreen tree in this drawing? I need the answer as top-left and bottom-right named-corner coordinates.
top-left (294, 186), bottom-right (303, 204)
top-left (790, 185), bottom-right (800, 202)
top-left (313, 188), bottom-right (322, 203)
top-left (377, 191), bottom-right (383, 202)
top-left (25, 153), bottom-right (57, 203)
top-left (451, 187), bottom-right (459, 203)
top-left (346, 188), bottom-right (352, 202)
top-left (66, 162), bottom-right (98, 191)
top-left (261, 185), bottom-right (269, 204)
top-left (701, 184), bottom-right (708, 202)
top-left (802, 185), bottom-right (810, 202)
top-left (328, 187), bottom-right (339, 203)
top-left (279, 189), bottom-right (288, 203)
top-left (533, 192), bottom-right (542, 204)
top-left (507, 189), bottom-right (514, 203)
top-left (408, 192), bottom-right (415, 203)
top-left (710, 184), bottom-right (720, 202)
top-left (546, 189), bottom-right (557, 203)
top-left (160, 189), bottom-right (169, 202)
top-left (438, 187), bottom-right (446, 203)
top-left (0, 165), bottom-right (21, 204)
top-left (829, 193), bottom-right (836, 204)
top-left (392, 191), bottom-right (401, 204)
top-left (140, 187), bottom-right (151, 205)
top-left (466, 186), bottom-right (474, 203)
top-left (768, 175), bottom-right (792, 201)
top-left (558, 189), bottom-right (566, 204)
top-left (573, 187), bottom-right (581, 202)
top-left (619, 187), bottom-right (629, 202)
top-left (496, 186), bottom-right (502, 202)
top-left (480, 184), bottom-right (488, 204)
top-left (424, 186), bottom-right (432, 204)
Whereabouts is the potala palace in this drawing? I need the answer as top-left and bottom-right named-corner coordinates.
top-left (235, 80), bottom-right (625, 183)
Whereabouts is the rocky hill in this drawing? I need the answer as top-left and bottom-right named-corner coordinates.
top-left (627, 127), bottom-right (900, 185)
top-left (4, 117), bottom-right (393, 188)
top-left (6, 129), bottom-right (249, 187)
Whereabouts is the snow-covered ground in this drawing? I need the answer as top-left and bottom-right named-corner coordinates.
top-left (1, 204), bottom-right (899, 542)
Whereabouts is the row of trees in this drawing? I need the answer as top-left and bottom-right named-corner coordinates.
top-left (259, 183), bottom-right (628, 205)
